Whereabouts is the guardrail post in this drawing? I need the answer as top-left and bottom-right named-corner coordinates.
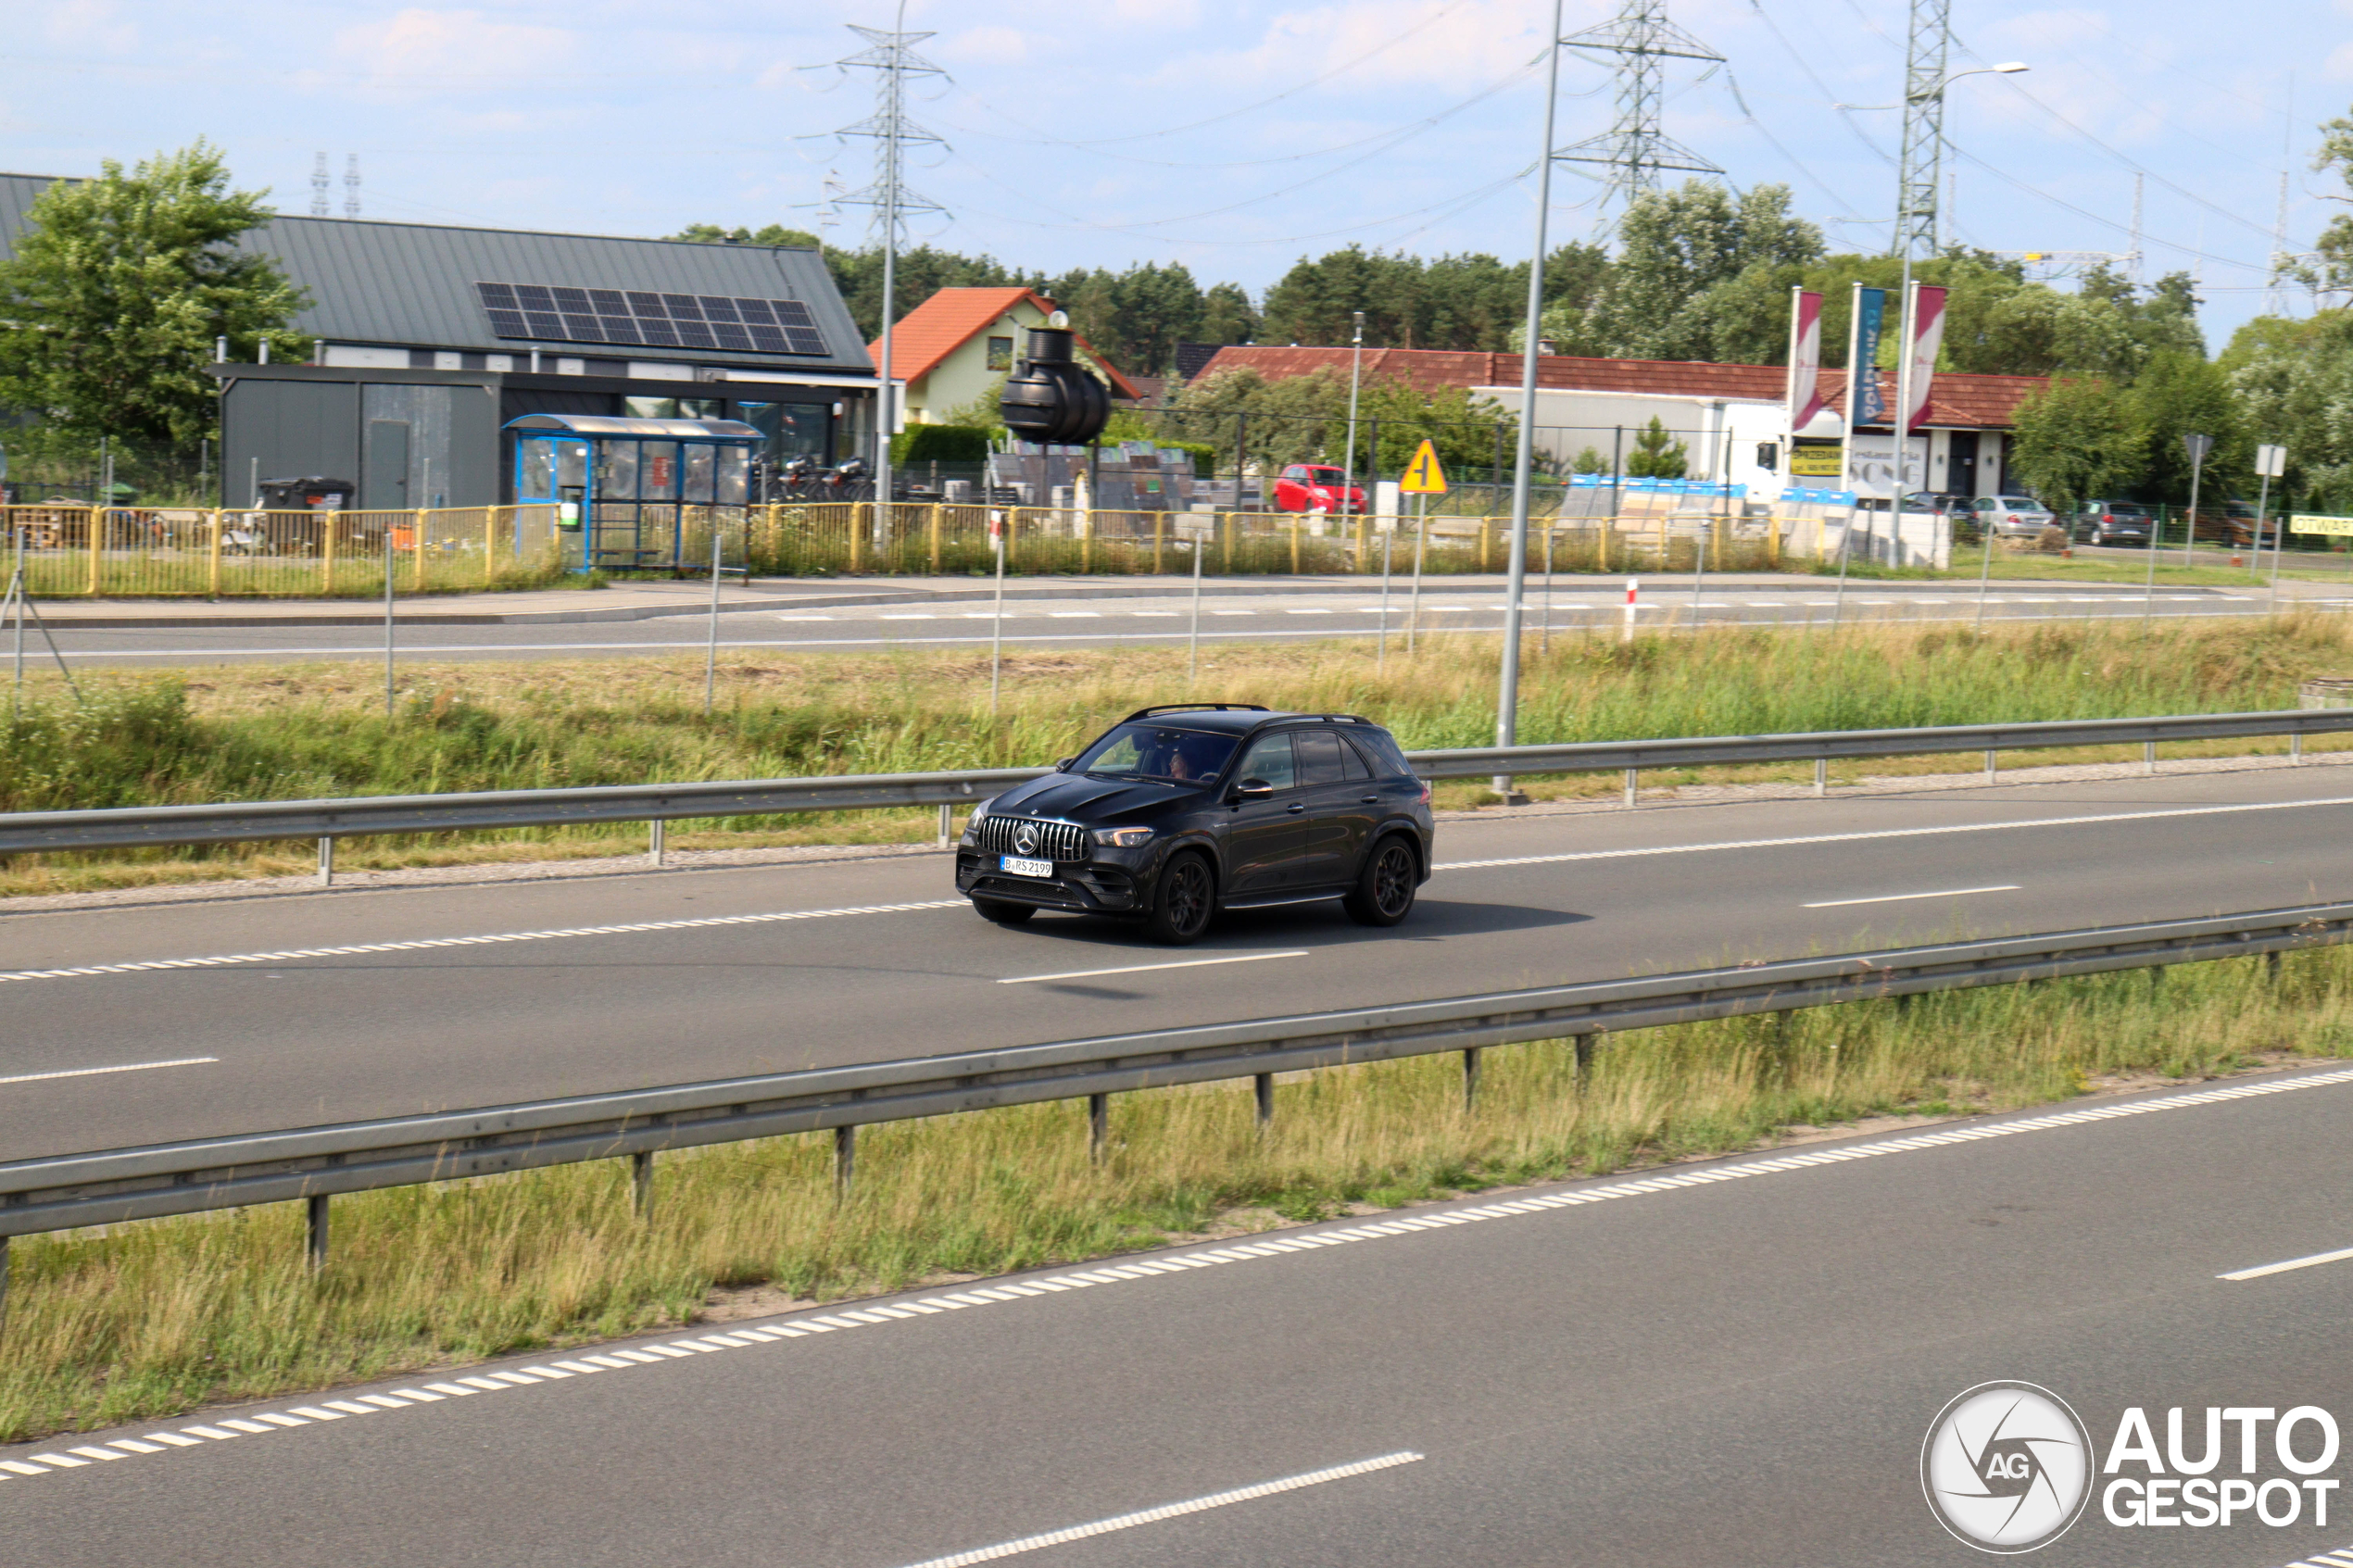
top-left (1622, 769), bottom-right (1638, 809)
top-left (306, 1193), bottom-right (330, 1271)
top-left (1984, 748), bottom-right (1997, 783)
top-left (1088, 1092), bottom-right (1109, 1160)
top-left (649, 819), bottom-right (665, 866)
top-left (2144, 742), bottom-right (2157, 775)
top-left (2293, 734), bottom-right (2304, 765)
top-left (937, 803), bottom-right (952, 847)
top-left (1814, 759), bottom-right (1828, 797)
top-left (834, 1124), bottom-right (856, 1196)
top-left (1462, 1047), bottom-right (1482, 1110)
top-left (0, 1235), bottom-right (10, 1335)
top-left (632, 1150), bottom-right (654, 1218)
top-left (1574, 1036), bottom-right (1594, 1089)
top-left (1254, 1072), bottom-right (1274, 1127)
top-left (317, 837), bottom-right (334, 886)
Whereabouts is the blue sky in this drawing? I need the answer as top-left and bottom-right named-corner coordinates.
top-left (4, 0), bottom-right (2345, 348)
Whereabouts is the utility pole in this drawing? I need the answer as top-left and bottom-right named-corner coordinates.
top-left (310, 153), bottom-right (331, 218)
top-left (1494, 0), bottom-right (1565, 805)
top-left (821, 8), bottom-right (950, 545)
top-left (343, 154), bottom-right (361, 219)
top-left (1554, 0), bottom-right (1724, 218)
top-left (1342, 311), bottom-right (1365, 533)
top-left (1894, 0), bottom-right (1951, 258)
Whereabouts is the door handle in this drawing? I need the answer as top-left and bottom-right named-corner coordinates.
top-left (1360, 795), bottom-right (1379, 803)
top-left (1287, 802), bottom-right (1305, 813)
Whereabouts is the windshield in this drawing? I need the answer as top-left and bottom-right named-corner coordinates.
top-left (1075, 722), bottom-right (1238, 784)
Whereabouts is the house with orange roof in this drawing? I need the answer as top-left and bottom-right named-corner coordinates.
top-left (871, 287), bottom-right (1142, 429)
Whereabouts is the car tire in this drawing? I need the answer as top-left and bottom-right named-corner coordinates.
top-left (974, 898), bottom-right (1036, 926)
top-left (1145, 852), bottom-right (1215, 946)
top-left (1343, 837), bottom-right (1420, 928)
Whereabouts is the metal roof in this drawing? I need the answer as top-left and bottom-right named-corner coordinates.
top-left (0, 172), bottom-right (871, 376)
top-left (504, 414), bottom-right (760, 439)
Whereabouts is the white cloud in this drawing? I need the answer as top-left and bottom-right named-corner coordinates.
top-left (321, 8), bottom-right (581, 97)
top-left (47, 0), bottom-right (137, 53)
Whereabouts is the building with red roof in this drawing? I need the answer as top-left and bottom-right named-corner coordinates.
top-left (871, 287), bottom-right (1142, 428)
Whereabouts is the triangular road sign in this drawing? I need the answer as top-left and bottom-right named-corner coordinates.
top-left (1400, 439), bottom-right (1448, 495)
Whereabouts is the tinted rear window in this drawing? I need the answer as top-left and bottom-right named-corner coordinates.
top-left (1346, 727), bottom-right (1416, 778)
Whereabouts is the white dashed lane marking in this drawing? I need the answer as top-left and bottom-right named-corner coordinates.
top-left (0, 1057), bottom-right (217, 1087)
top-left (8, 1066), bottom-right (2346, 1487)
top-left (894, 1451), bottom-right (1424, 1568)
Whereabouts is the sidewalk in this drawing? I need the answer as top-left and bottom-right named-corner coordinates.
top-left (19, 569), bottom-right (2323, 630)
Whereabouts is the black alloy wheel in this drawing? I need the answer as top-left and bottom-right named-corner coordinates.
top-left (975, 898), bottom-right (1037, 925)
top-left (1345, 838), bottom-right (1419, 927)
top-left (1146, 853), bottom-right (1214, 946)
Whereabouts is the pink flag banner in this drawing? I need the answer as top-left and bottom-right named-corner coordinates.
top-left (1903, 285), bottom-right (1947, 433)
top-left (1785, 288), bottom-right (1825, 433)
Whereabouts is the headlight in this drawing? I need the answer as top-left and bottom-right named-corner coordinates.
top-left (969, 797), bottom-right (994, 822)
top-left (1092, 827), bottom-right (1153, 847)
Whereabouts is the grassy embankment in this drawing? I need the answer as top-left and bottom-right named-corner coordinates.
top-left (6, 946), bottom-right (2350, 1443)
top-left (4, 613), bottom-right (2351, 897)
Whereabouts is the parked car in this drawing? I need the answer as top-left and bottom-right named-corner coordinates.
top-left (1271, 464), bottom-right (1365, 515)
top-left (1956, 495), bottom-right (2057, 540)
top-left (955, 704), bottom-right (1435, 945)
top-left (2073, 501), bottom-right (2155, 547)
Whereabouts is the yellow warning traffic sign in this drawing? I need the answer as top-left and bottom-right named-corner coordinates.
top-left (1399, 439), bottom-right (1448, 495)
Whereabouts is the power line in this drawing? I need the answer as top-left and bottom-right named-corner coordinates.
top-left (1554, 0), bottom-right (1727, 214)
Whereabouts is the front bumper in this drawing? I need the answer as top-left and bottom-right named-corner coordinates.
top-left (956, 848), bottom-right (1146, 913)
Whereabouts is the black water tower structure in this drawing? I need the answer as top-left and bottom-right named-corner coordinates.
top-left (999, 326), bottom-right (1110, 445)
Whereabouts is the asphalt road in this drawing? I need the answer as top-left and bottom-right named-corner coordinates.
top-left (7, 765), bottom-right (2353, 1160)
top-left (13, 1055), bottom-right (2353, 1566)
top-left (19, 579), bottom-right (2309, 666)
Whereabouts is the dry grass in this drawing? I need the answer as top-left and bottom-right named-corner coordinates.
top-left (6, 613), bottom-right (2351, 897)
top-left (7, 945), bottom-right (2348, 1443)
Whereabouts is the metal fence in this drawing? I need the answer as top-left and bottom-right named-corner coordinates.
top-left (1, 505), bottom-right (565, 597)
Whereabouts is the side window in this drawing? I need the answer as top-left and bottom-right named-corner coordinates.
top-left (1235, 734), bottom-right (1297, 791)
top-left (1336, 736), bottom-right (1370, 781)
top-left (1351, 728), bottom-right (1416, 778)
top-left (1294, 730), bottom-right (1347, 785)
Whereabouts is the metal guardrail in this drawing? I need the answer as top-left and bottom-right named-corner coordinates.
top-left (5, 900), bottom-right (2350, 1257)
top-left (4, 708), bottom-right (2352, 858)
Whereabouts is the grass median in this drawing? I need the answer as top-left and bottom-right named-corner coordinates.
top-left (6, 943), bottom-right (2350, 1443)
top-left (6, 612), bottom-right (2353, 897)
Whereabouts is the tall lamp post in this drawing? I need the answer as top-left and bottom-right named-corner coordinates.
top-left (1342, 310), bottom-right (1366, 530)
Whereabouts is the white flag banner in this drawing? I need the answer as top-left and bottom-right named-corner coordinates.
top-left (1904, 285), bottom-right (1947, 433)
top-left (1786, 288), bottom-right (1825, 433)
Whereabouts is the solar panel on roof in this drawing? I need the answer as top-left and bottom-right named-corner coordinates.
top-left (472, 281), bottom-right (829, 356)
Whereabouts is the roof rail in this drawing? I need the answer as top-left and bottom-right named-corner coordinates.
top-left (1121, 703), bottom-right (1273, 721)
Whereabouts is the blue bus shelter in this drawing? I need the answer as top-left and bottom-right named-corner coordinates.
top-left (505, 413), bottom-right (759, 573)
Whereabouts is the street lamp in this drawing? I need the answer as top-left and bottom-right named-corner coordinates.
top-left (1342, 309), bottom-right (1365, 524)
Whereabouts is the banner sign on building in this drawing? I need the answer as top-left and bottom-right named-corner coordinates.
top-left (1786, 288), bottom-right (1826, 433)
top-left (1789, 439), bottom-right (1844, 479)
top-left (2290, 513), bottom-right (2353, 537)
top-left (1903, 284), bottom-right (1947, 433)
top-left (1846, 286), bottom-right (1887, 429)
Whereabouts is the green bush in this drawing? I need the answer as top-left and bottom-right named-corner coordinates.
top-left (890, 425), bottom-right (993, 464)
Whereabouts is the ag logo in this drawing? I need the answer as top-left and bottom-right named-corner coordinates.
top-left (1012, 822), bottom-right (1039, 857)
top-left (1921, 1382), bottom-right (2093, 1553)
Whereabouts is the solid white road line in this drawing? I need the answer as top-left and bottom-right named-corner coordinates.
top-left (2219, 1245), bottom-right (2353, 1282)
top-left (998, 950), bottom-right (1311, 985)
top-left (892, 1452), bottom-right (1426, 1568)
top-left (1802, 884), bottom-right (2021, 909)
top-left (1437, 794), bottom-right (2353, 872)
top-left (0, 1056), bottom-right (217, 1088)
top-left (0, 900), bottom-right (969, 987)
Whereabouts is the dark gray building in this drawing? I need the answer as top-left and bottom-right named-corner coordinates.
top-left (0, 173), bottom-right (875, 507)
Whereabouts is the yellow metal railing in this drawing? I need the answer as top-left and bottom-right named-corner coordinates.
top-left (0, 505), bottom-right (564, 596)
top-left (2, 500), bottom-right (1807, 595)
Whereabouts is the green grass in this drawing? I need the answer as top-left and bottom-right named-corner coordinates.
top-left (6, 612), bottom-right (2351, 896)
top-left (6, 945), bottom-right (2347, 1443)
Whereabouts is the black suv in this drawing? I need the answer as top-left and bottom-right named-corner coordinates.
top-left (956, 704), bottom-right (1435, 945)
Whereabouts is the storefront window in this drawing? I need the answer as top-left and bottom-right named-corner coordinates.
top-left (741, 401), bottom-right (831, 464)
top-left (597, 441), bottom-right (639, 501)
top-left (684, 443), bottom-right (715, 504)
top-left (625, 395), bottom-right (680, 420)
top-left (679, 397), bottom-right (724, 420)
top-left (641, 442), bottom-right (678, 497)
top-left (716, 446), bottom-right (749, 505)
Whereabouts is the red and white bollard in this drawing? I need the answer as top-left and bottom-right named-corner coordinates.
top-left (1621, 576), bottom-right (1640, 644)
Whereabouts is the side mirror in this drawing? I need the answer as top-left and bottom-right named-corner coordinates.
top-left (1227, 778), bottom-right (1275, 803)
top-left (1055, 756), bottom-right (1077, 771)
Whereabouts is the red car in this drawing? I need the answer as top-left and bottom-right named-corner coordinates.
top-left (1271, 464), bottom-right (1365, 514)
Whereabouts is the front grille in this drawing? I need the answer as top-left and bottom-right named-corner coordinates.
top-left (973, 814), bottom-right (1087, 862)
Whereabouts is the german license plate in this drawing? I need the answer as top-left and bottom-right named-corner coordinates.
top-left (999, 855), bottom-right (1053, 879)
